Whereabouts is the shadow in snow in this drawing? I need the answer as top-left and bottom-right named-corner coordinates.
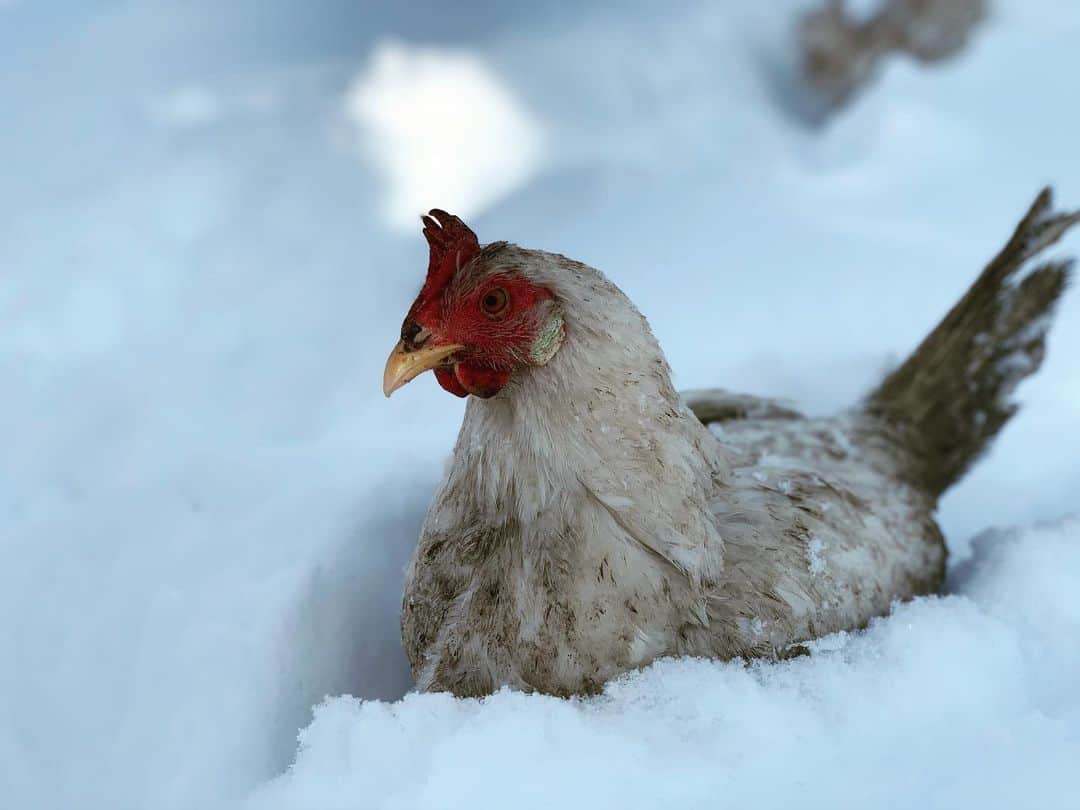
top-left (269, 485), bottom-right (428, 771)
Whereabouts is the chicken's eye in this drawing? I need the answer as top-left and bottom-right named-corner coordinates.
top-left (480, 288), bottom-right (509, 317)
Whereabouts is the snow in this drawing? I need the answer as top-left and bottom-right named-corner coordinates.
top-left (149, 85), bottom-right (225, 128)
top-left (1, 1), bottom-right (1079, 809)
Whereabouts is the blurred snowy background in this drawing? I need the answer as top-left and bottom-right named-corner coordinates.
top-left (1, 1), bottom-right (1078, 808)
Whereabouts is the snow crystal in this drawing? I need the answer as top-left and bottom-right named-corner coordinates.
top-left (807, 535), bottom-right (828, 575)
top-left (996, 350), bottom-right (1038, 382)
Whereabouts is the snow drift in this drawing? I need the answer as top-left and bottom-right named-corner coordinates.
top-left (257, 519), bottom-right (1080, 810)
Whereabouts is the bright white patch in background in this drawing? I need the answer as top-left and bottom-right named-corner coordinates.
top-left (345, 41), bottom-right (545, 231)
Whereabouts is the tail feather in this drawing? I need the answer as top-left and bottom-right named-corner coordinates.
top-left (868, 188), bottom-right (1079, 498)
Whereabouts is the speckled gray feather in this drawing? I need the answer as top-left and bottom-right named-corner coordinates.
top-left (400, 189), bottom-right (1077, 698)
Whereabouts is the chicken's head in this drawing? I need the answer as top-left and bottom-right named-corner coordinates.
top-left (383, 210), bottom-right (565, 399)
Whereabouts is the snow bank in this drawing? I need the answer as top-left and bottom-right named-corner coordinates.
top-left (257, 518), bottom-right (1080, 810)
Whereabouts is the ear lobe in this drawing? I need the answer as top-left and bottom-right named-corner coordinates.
top-left (528, 306), bottom-right (565, 366)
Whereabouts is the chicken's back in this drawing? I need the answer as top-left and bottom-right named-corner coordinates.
top-left (691, 409), bottom-right (945, 660)
top-left (686, 188), bottom-right (1079, 659)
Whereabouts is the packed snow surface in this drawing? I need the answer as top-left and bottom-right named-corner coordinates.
top-left (1, 1), bottom-right (1079, 809)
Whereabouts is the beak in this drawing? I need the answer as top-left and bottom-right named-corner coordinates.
top-left (383, 340), bottom-right (465, 397)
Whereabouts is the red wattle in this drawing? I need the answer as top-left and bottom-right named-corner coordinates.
top-left (434, 366), bottom-right (469, 398)
top-left (455, 363), bottom-right (511, 398)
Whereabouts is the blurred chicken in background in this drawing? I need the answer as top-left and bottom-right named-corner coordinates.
top-left (800, 0), bottom-right (988, 116)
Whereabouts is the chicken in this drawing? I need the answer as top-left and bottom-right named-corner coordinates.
top-left (800, 0), bottom-right (987, 115)
top-left (383, 190), bottom-right (1079, 698)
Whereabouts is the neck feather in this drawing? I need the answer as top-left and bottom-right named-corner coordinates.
top-left (442, 253), bottom-right (730, 565)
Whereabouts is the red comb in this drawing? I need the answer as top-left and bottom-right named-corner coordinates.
top-left (418, 209), bottom-right (481, 308)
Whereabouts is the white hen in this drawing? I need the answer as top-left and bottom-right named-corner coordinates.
top-left (384, 190), bottom-right (1078, 697)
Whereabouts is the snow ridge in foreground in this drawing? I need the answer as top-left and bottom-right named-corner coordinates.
top-left (254, 518), bottom-right (1080, 810)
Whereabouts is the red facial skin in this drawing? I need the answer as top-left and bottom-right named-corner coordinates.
top-left (412, 273), bottom-right (556, 398)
